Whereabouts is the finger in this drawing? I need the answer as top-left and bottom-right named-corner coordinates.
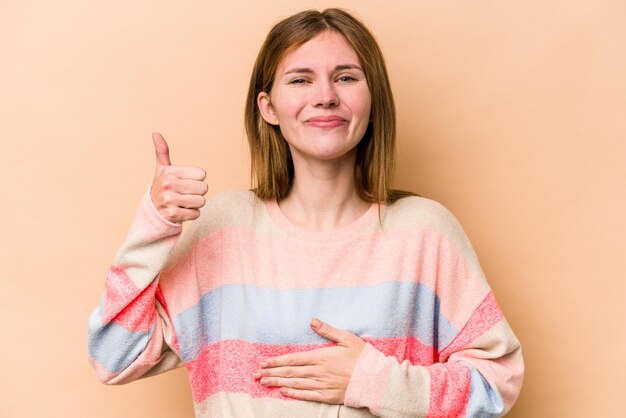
top-left (157, 191), bottom-right (205, 210)
top-left (175, 179), bottom-right (209, 196)
top-left (161, 207), bottom-right (201, 224)
top-left (152, 132), bottom-right (171, 166)
top-left (177, 208), bottom-right (201, 222)
top-left (261, 350), bottom-right (319, 369)
top-left (168, 165), bottom-right (207, 181)
top-left (278, 388), bottom-right (326, 403)
top-left (310, 318), bottom-right (350, 345)
top-left (175, 193), bottom-right (206, 209)
top-left (159, 176), bottom-right (209, 196)
top-left (254, 365), bottom-right (317, 380)
top-left (259, 376), bottom-right (322, 391)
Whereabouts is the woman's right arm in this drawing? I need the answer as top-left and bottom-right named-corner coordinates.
top-left (87, 133), bottom-right (208, 384)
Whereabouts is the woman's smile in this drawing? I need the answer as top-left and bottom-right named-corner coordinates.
top-left (305, 115), bottom-right (348, 129)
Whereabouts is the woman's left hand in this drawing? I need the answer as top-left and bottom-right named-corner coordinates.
top-left (254, 318), bottom-right (366, 404)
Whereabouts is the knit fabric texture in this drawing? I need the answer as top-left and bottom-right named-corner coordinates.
top-left (88, 190), bottom-right (524, 417)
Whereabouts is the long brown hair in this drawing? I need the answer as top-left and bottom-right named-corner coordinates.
top-left (244, 8), bottom-right (416, 204)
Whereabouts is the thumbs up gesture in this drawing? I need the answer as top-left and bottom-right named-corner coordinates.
top-left (150, 133), bottom-right (208, 224)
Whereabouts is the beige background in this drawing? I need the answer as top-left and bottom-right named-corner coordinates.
top-left (1, 0), bottom-right (625, 417)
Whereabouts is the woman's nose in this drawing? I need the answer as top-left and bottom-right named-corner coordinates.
top-left (312, 81), bottom-right (339, 108)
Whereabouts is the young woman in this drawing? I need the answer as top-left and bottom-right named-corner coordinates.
top-left (88, 9), bottom-right (524, 417)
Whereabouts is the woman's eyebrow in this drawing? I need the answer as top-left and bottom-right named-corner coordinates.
top-left (283, 67), bottom-right (314, 75)
top-left (335, 64), bottom-right (364, 72)
top-left (282, 64), bottom-right (364, 76)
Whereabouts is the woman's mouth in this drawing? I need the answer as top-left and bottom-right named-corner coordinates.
top-left (305, 116), bottom-right (347, 129)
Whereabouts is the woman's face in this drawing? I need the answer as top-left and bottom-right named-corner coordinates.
top-left (258, 30), bottom-right (371, 165)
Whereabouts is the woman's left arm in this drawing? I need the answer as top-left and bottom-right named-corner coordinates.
top-left (256, 302), bottom-right (522, 417)
top-left (345, 293), bottom-right (524, 417)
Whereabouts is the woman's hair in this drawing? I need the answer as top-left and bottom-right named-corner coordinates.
top-left (245, 8), bottom-right (416, 204)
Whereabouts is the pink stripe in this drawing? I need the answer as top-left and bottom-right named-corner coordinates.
top-left (439, 292), bottom-right (504, 361)
top-left (161, 225), bottom-right (489, 326)
top-left (427, 362), bottom-right (470, 417)
top-left (103, 266), bottom-right (156, 332)
top-left (370, 336), bottom-right (438, 366)
top-left (186, 337), bottom-right (438, 404)
top-left (187, 340), bottom-right (329, 403)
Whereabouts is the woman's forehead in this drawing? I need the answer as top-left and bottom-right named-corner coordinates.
top-left (275, 31), bottom-right (362, 76)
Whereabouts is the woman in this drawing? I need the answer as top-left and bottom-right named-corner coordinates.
top-left (88, 8), bottom-right (524, 417)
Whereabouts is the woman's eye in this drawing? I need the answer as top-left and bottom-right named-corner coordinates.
top-left (290, 78), bottom-right (307, 84)
top-left (337, 76), bottom-right (357, 83)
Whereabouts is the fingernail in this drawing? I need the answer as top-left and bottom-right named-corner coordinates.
top-left (311, 318), bottom-right (321, 328)
top-left (260, 378), bottom-right (268, 385)
top-left (260, 361), bottom-right (268, 368)
top-left (253, 372), bottom-right (261, 379)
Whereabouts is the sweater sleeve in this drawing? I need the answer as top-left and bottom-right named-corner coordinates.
top-left (344, 303), bottom-right (523, 417)
top-left (87, 188), bottom-right (186, 384)
top-left (344, 202), bottom-right (524, 417)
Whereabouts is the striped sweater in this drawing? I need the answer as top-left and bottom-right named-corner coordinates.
top-left (88, 190), bottom-right (523, 417)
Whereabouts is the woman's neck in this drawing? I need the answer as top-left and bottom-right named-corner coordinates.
top-left (278, 154), bottom-right (371, 232)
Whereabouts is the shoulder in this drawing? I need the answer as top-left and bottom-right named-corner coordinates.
top-left (168, 190), bottom-right (265, 260)
top-left (204, 190), bottom-right (260, 213)
top-left (383, 196), bottom-right (462, 234)
top-left (382, 196), bottom-right (478, 259)
top-left (200, 190), bottom-right (261, 222)
top-left (191, 190), bottom-right (270, 236)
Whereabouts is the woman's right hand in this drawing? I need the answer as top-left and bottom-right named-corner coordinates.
top-left (150, 132), bottom-right (208, 224)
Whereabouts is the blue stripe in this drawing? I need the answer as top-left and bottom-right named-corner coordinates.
top-left (87, 304), bottom-right (154, 373)
top-left (465, 365), bottom-right (505, 417)
top-left (173, 281), bottom-right (458, 362)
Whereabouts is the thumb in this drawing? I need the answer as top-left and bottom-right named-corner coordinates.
top-left (310, 318), bottom-right (349, 345)
top-left (152, 132), bottom-right (171, 166)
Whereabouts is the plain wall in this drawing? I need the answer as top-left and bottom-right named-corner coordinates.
top-left (1, 1), bottom-right (625, 417)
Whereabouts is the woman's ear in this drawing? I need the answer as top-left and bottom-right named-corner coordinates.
top-left (257, 92), bottom-right (279, 125)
